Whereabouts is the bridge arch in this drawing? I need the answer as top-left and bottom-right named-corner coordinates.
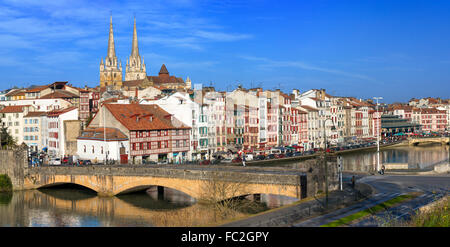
top-left (112, 177), bottom-right (201, 199)
top-left (37, 182), bottom-right (98, 194)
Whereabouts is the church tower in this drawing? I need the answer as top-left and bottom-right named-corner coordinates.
top-left (100, 15), bottom-right (123, 88)
top-left (125, 17), bottom-right (146, 81)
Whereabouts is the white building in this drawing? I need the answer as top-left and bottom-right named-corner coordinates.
top-left (145, 91), bottom-right (203, 160)
top-left (23, 111), bottom-right (47, 152)
top-left (77, 127), bottom-right (129, 162)
top-left (0, 105), bottom-right (36, 145)
top-left (47, 106), bottom-right (78, 157)
top-left (0, 98), bottom-right (73, 112)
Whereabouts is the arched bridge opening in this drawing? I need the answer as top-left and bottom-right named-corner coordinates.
top-left (37, 183), bottom-right (98, 200)
top-left (116, 185), bottom-right (196, 210)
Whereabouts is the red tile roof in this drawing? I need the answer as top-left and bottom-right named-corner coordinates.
top-left (5, 89), bottom-right (25, 97)
top-left (47, 106), bottom-right (78, 117)
top-left (77, 127), bottom-right (128, 141)
top-left (104, 104), bottom-right (190, 131)
top-left (26, 85), bottom-right (48, 93)
top-left (0, 105), bottom-right (31, 113)
top-left (40, 90), bottom-right (79, 99)
top-left (24, 111), bottom-right (47, 117)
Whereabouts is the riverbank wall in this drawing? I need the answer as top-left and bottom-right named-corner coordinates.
top-left (0, 148), bottom-right (27, 191)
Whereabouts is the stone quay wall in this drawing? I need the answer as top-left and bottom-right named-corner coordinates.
top-left (0, 148), bottom-right (28, 191)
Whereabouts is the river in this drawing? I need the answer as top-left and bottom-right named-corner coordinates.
top-left (0, 145), bottom-right (448, 227)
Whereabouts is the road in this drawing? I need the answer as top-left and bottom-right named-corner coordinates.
top-left (294, 173), bottom-right (450, 227)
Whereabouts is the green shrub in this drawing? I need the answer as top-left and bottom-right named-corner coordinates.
top-left (0, 174), bottom-right (12, 192)
top-left (410, 197), bottom-right (449, 227)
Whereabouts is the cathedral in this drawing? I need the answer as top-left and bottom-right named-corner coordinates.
top-left (99, 16), bottom-right (123, 88)
top-left (100, 16), bottom-right (191, 91)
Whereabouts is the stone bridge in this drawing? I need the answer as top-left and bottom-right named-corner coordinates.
top-left (1, 149), bottom-right (338, 201)
top-left (22, 165), bottom-right (308, 200)
top-left (408, 137), bottom-right (449, 146)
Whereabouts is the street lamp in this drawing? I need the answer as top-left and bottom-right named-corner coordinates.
top-left (373, 97), bottom-right (383, 173)
top-left (323, 118), bottom-right (336, 208)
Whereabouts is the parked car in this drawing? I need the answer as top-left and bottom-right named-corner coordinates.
top-left (211, 159), bottom-right (221, 165)
top-left (285, 152), bottom-right (294, 157)
top-left (245, 154), bottom-right (254, 161)
top-left (77, 159), bottom-right (91, 166)
top-left (222, 158), bottom-right (233, 163)
top-left (62, 156), bottom-right (69, 164)
top-left (275, 153), bottom-right (285, 158)
top-left (200, 160), bottom-right (211, 165)
top-left (254, 155), bottom-right (265, 160)
top-left (232, 157), bottom-right (242, 163)
top-left (49, 158), bottom-right (61, 166)
top-left (143, 160), bottom-right (157, 165)
top-left (83, 160), bottom-right (92, 165)
top-left (267, 154), bottom-right (276, 159)
top-left (293, 152), bottom-right (302, 157)
top-left (158, 160), bottom-right (168, 165)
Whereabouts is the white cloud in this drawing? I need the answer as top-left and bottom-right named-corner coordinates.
top-left (239, 55), bottom-right (376, 82)
top-left (194, 30), bottom-right (252, 41)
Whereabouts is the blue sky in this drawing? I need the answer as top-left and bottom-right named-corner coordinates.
top-left (0, 0), bottom-right (449, 103)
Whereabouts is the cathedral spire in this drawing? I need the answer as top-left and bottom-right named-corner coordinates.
top-left (125, 16), bottom-right (146, 81)
top-left (131, 16), bottom-right (139, 57)
top-left (107, 15), bottom-right (116, 58)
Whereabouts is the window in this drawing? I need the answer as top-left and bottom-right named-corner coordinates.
top-left (92, 145), bottom-right (95, 153)
top-left (101, 146), bottom-right (103, 154)
top-left (84, 145), bottom-right (86, 153)
top-left (25, 119), bottom-right (28, 124)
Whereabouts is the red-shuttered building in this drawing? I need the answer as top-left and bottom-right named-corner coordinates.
top-left (87, 103), bottom-right (191, 164)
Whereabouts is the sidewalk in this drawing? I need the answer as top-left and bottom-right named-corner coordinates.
top-left (220, 181), bottom-right (374, 227)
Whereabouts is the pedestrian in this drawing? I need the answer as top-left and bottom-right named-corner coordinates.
top-left (242, 154), bottom-right (246, 167)
top-left (351, 175), bottom-right (355, 188)
top-left (381, 164), bottom-right (385, 175)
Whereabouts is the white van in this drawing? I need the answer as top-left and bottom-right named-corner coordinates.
top-left (49, 158), bottom-right (61, 166)
top-left (244, 154), bottom-right (254, 161)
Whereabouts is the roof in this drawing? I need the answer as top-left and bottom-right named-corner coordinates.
top-left (159, 64), bottom-right (169, 75)
top-left (122, 79), bottom-right (144, 88)
top-left (24, 111), bottom-right (47, 117)
top-left (77, 127), bottom-right (128, 141)
top-left (26, 85), bottom-right (48, 93)
top-left (104, 104), bottom-right (191, 131)
top-left (0, 105), bottom-right (31, 113)
top-left (420, 108), bottom-right (446, 114)
top-left (40, 90), bottom-right (79, 99)
top-left (47, 106), bottom-right (78, 117)
top-left (148, 75), bottom-right (184, 85)
top-left (5, 89), bottom-right (25, 97)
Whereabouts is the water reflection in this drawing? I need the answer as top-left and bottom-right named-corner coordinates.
top-left (0, 186), bottom-right (295, 227)
top-left (341, 145), bottom-right (449, 172)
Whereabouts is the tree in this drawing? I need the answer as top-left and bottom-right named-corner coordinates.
top-left (0, 119), bottom-right (16, 149)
